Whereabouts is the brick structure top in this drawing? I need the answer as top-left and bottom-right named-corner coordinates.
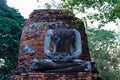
top-left (24, 9), bottom-right (75, 27)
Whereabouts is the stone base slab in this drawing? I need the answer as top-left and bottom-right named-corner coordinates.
top-left (12, 72), bottom-right (92, 80)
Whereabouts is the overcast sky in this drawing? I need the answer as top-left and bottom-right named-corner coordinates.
top-left (6, 0), bottom-right (49, 18)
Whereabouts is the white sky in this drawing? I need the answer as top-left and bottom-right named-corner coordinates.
top-left (6, 0), bottom-right (49, 18)
top-left (7, 0), bottom-right (61, 18)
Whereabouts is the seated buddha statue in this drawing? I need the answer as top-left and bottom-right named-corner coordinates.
top-left (29, 22), bottom-right (91, 72)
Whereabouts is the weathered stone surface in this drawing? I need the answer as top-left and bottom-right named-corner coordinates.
top-left (28, 59), bottom-right (91, 72)
top-left (21, 44), bottom-right (36, 55)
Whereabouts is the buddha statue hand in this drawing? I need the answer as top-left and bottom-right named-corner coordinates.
top-left (64, 55), bottom-right (74, 62)
top-left (52, 54), bottom-right (64, 59)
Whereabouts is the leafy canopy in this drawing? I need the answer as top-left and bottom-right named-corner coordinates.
top-left (0, 0), bottom-right (25, 79)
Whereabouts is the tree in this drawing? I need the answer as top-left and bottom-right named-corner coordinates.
top-left (61, 0), bottom-right (120, 28)
top-left (87, 28), bottom-right (120, 80)
top-left (0, 0), bottom-right (25, 79)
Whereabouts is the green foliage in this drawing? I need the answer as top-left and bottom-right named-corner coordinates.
top-left (61, 0), bottom-right (120, 28)
top-left (87, 28), bottom-right (120, 80)
top-left (0, 0), bottom-right (25, 79)
top-left (45, 3), bottom-right (52, 9)
top-left (0, 0), bottom-right (7, 10)
top-left (111, 0), bottom-right (120, 18)
top-left (61, 0), bottom-right (117, 8)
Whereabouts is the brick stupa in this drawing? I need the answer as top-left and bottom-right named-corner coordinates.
top-left (12, 9), bottom-right (92, 80)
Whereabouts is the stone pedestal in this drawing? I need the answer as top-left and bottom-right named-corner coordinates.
top-left (12, 72), bottom-right (92, 80)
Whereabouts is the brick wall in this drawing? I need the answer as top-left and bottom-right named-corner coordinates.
top-left (12, 72), bottom-right (92, 80)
